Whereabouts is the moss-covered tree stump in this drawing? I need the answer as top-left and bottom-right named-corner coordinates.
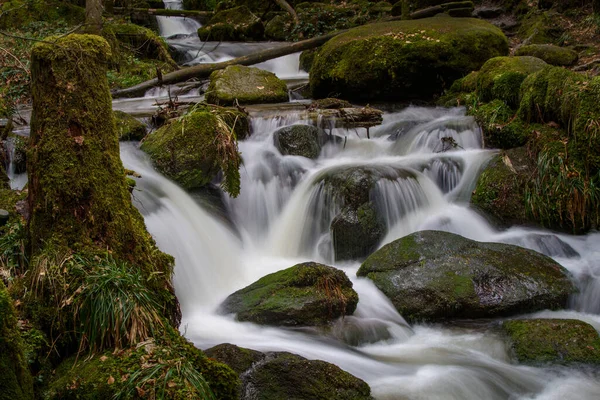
top-left (28, 34), bottom-right (177, 321)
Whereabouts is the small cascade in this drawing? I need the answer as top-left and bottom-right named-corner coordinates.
top-left (156, 0), bottom-right (202, 38)
top-left (420, 157), bottom-right (463, 193)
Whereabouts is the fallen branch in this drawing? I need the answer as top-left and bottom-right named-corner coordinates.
top-left (573, 58), bottom-right (600, 71)
top-left (274, 0), bottom-right (300, 26)
top-left (111, 30), bottom-right (346, 98)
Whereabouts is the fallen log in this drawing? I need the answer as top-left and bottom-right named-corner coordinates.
top-left (309, 107), bottom-right (384, 132)
top-left (111, 30), bottom-right (346, 98)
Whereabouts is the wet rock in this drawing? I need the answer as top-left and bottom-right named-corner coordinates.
top-left (357, 230), bottom-right (576, 323)
top-left (273, 124), bottom-right (328, 159)
top-left (504, 234), bottom-right (579, 258)
top-left (299, 49), bottom-right (317, 73)
top-left (475, 6), bottom-right (503, 19)
top-left (206, 65), bottom-right (289, 106)
top-left (219, 262), bottom-right (359, 327)
top-left (114, 110), bottom-right (147, 141)
top-left (197, 6), bottom-right (264, 41)
top-left (264, 14), bottom-right (291, 41)
top-left (502, 319), bottom-right (600, 365)
top-left (515, 44), bottom-right (578, 66)
top-left (310, 16), bottom-right (508, 101)
top-left (205, 344), bottom-right (373, 400)
top-left (331, 204), bottom-right (386, 262)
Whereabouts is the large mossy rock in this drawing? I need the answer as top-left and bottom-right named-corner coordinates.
top-left (502, 319), bottom-right (600, 365)
top-left (220, 262), bottom-right (359, 327)
top-left (205, 343), bottom-right (373, 400)
top-left (357, 231), bottom-right (576, 322)
top-left (206, 65), bottom-right (289, 106)
top-left (114, 110), bottom-right (147, 141)
top-left (471, 147), bottom-right (536, 227)
top-left (273, 124), bottom-right (328, 159)
top-left (470, 99), bottom-right (531, 149)
top-left (141, 106), bottom-right (246, 195)
top-left (309, 16), bottom-right (508, 101)
top-left (476, 56), bottom-right (547, 108)
top-left (515, 44), bottom-right (578, 66)
top-left (0, 281), bottom-right (34, 400)
top-left (197, 5), bottom-right (264, 41)
top-left (0, 0), bottom-right (84, 29)
top-left (102, 22), bottom-right (175, 66)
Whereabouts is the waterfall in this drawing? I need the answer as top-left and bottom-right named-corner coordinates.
top-left (156, 0), bottom-right (202, 38)
top-left (121, 105), bottom-right (600, 399)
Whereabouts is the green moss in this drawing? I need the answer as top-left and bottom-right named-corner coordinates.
top-left (220, 262), bottom-right (359, 327)
top-left (140, 107), bottom-right (243, 196)
top-left (206, 65), bottom-right (289, 106)
top-left (476, 56), bottom-right (547, 108)
top-left (0, 0), bottom-right (84, 29)
top-left (310, 16), bottom-right (508, 101)
top-left (265, 14), bottom-right (292, 41)
top-left (470, 99), bottom-right (531, 148)
top-left (518, 11), bottom-right (564, 45)
top-left (299, 49), bottom-right (318, 73)
top-left (0, 281), bottom-right (34, 400)
top-left (113, 110), bottom-right (147, 141)
top-left (502, 319), bottom-right (600, 365)
top-left (197, 5), bottom-right (264, 41)
top-left (515, 44), bottom-right (578, 66)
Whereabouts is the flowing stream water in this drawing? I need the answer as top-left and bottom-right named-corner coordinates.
top-left (32, 5), bottom-right (594, 399)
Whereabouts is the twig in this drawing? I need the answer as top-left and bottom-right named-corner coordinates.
top-left (0, 45), bottom-right (28, 72)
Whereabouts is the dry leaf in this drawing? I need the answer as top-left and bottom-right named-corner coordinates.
top-left (167, 380), bottom-right (177, 388)
top-left (100, 355), bottom-right (108, 362)
top-left (107, 376), bottom-right (115, 385)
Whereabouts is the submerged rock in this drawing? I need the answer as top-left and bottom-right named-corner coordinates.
top-left (219, 262), bottom-right (359, 327)
top-left (205, 343), bottom-right (373, 400)
top-left (502, 319), bottom-right (600, 365)
top-left (357, 231), bottom-right (576, 322)
top-left (113, 110), bottom-right (147, 141)
top-left (197, 5), bottom-right (264, 41)
top-left (206, 65), bottom-right (289, 106)
top-left (515, 44), bottom-right (578, 66)
top-left (273, 124), bottom-right (329, 159)
top-left (310, 16), bottom-right (508, 101)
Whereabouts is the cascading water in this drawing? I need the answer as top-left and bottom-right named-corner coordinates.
top-left (156, 0), bottom-right (202, 38)
top-left (121, 105), bottom-right (600, 399)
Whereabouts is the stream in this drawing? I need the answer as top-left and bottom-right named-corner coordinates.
top-left (9, 2), bottom-right (600, 398)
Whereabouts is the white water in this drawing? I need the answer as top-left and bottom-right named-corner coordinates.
top-left (156, 0), bottom-right (202, 38)
top-left (121, 106), bottom-right (600, 399)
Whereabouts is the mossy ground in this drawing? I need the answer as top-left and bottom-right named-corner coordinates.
top-left (310, 16), bottom-right (509, 101)
top-left (502, 319), bottom-right (600, 365)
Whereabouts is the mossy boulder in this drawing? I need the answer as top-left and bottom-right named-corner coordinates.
top-left (0, 0), bottom-right (84, 29)
top-left (102, 22), bottom-right (175, 66)
top-left (205, 343), bottom-right (373, 400)
top-left (219, 262), bottom-right (359, 327)
top-left (309, 16), bottom-right (508, 101)
top-left (44, 327), bottom-right (240, 400)
top-left (206, 65), bottom-right (289, 106)
top-left (515, 44), bottom-right (578, 66)
top-left (518, 11), bottom-right (564, 45)
top-left (113, 111), bottom-right (147, 141)
top-left (357, 230), bottom-right (576, 323)
top-left (273, 124), bottom-right (328, 159)
top-left (140, 107), bottom-right (245, 195)
top-left (0, 281), bottom-right (34, 400)
top-left (502, 319), bottom-right (600, 365)
top-left (299, 49), bottom-right (318, 72)
top-left (471, 147), bottom-right (536, 227)
top-left (476, 56), bottom-right (547, 108)
top-left (469, 99), bottom-right (531, 149)
top-left (265, 14), bottom-right (292, 41)
top-left (197, 6), bottom-right (264, 41)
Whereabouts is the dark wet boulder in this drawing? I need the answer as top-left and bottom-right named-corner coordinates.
top-left (502, 319), bottom-right (600, 365)
top-left (331, 204), bottom-right (386, 261)
top-left (265, 14), bottom-right (292, 41)
top-left (0, 281), bottom-right (34, 400)
top-left (515, 44), bottom-right (578, 66)
top-left (205, 344), bottom-right (373, 400)
top-left (197, 6), bottom-right (264, 41)
top-left (476, 56), bottom-right (547, 108)
top-left (273, 124), bottom-right (328, 159)
top-left (140, 107), bottom-right (246, 196)
top-left (310, 16), bottom-right (508, 101)
top-left (114, 110), bottom-right (147, 141)
top-left (206, 65), bottom-right (289, 106)
top-left (357, 230), bottom-right (576, 323)
top-left (220, 262), bottom-right (359, 327)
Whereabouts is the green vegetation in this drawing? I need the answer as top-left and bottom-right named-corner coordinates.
top-left (502, 319), bottom-right (600, 365)
top-left (310, 16), bottom-right (508, 101)
top-left (220, 262), bottom-right (359, 326)
top-left (515, 44), bottom-right (578, 66)
top-left (114, 110), bottom-right (147, 141)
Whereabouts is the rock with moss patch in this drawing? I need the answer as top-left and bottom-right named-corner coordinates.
top-left (197, 5), bottom-right (264, 41)
top-left (515, 44), bottom-right (578, 66)
top-left (299, 48), bottom-right (318, 73)
top-left (102, 22), bottom-right (176, 66)
top-left (273, 124), bottom-right (328, 159)
top-left (207, 65), bottom-right (289, 106)
top-left (471, 147), bottom-right (536, 227)
top-left (470, 99), bottom-right (531, 148)
top-left (265, 14), bottom-right (292, 41)
top-left (205, 343), bottom-right (373, 400)
top-left (0, 281), bottom-right (34, 400)
top-left (518, 11), bottom-right (564, 45)
top-left (476, 56), bottom-right (547, 108)
top-left (114, 110), bottom-right (147, 141)
top-left (310, 16), bottom-right (508, 101)
top-left (140, 107), bottom-right (244, 195)
top-left (502, 319), bottom-right (600, 365)
top-left (357, 230), bottom-right (576, 322)
top-left (220, 262), bottom-right (359, 326)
